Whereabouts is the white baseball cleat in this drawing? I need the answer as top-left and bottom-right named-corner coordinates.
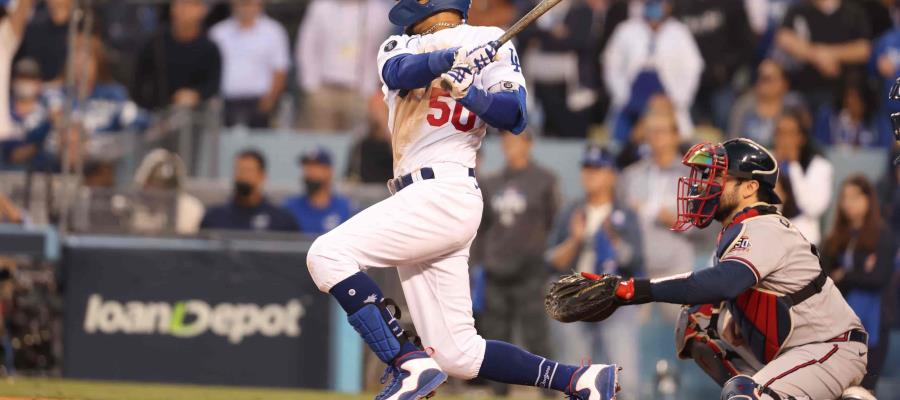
top-left (375, 350), bottom-right (448, 400)
top-left (566, 364), bottom-right (620, 400)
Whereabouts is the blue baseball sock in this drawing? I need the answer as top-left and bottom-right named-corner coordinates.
top-left (477, 340), bottom-right (578, 392)
top-left (330, 272), bottom-right (418, 360)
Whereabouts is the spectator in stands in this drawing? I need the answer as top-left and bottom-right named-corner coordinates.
top-left (14, 0), bottom-right (69, 83)
top-left (728, 59), bottom-right (806, 145)
top-left (133, 0), bottom-right (221, 110)
top-left (282, 147), bottom-right (353, 235)
top-left (773, 109), bottom-right (832, 245)
top-left (603, 0), bottom-right (703, 142)
top-left (0, 0), bottom-right (32, 142)
top-left (82, 159), bottom-right (116, 188)
top-left (133, 149), bottom-right (205, 235)
top-left (210, 0), bottom-right (289, 128)
top-left (61, 35), bottom-right (148, 163)
top-left (617, 111), bottom-right (694, 285)
top-left (517, 0), bottom-right (595, 138)
top-left (295, 0), bottom-right (390, 131)
top-left (776, 0), bottom-right (872, 112)
top-left (814, 71), bottom-right (882, 148)
top-left (1, 59), bottom-right (52, 170)
top-left (822, 175), bottom-right (897, 394)
top-left (878, 148), bottom-right (899, 234)
top-left (871, 25), bottom-right (900, 145)
top-left (478, 131), bottom-right (558, 396)
top-left (546, 144), bottom-right (642, 397)
top-left (346, 93), bottom-right (393, 184)
top-left (467, 0), bottom-right (516, 27)
top-left (673, 0), bottom-right (756, 130)
top-left (201, 149), bottom-right (298, 231)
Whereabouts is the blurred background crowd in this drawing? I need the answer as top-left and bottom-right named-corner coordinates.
top-left (0, 0), bottom-right (899, 398)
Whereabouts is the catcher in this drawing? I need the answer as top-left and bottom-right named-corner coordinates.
top-left (547, 138), bottom-right (868, 400)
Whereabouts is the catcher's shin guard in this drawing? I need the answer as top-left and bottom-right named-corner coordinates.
top-left (348, 298), bottom-right (414, 364)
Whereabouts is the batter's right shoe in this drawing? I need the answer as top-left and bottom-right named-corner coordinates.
top-left (375, 350), bottom-right (448, 400)
top-left (566, 364), bottom-right (620, 400)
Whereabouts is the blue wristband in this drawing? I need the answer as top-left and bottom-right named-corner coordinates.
top-left (427, 48), bottom-right (458, 75)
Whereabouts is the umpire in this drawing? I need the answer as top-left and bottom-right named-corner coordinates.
top-left (475, 131), bottom-right (558, 396)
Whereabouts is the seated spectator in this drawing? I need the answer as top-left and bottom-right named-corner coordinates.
top-left (1, 58), bottom-right (52, 170)
top-left (132, 149), bottom-right (205, 234)
top-left (210, 0), bottom-right (289, 128)
top-left (814, 71), bottom-right (884, 148)
top-left (728, 59), bottom-right (806, 145)
top-left (0, 0), bottom-right (32, 141)
top-left (773, 109), bottom-right (832, 245)
top-left (871, 26), bottom-right (900, 143)
top-left (546, 144), bottom-right (642, 397)
top-left (517, 0), bottom-right (596, 138)
top-left (478, 131), bottom-right (557, 396)
top-left (283, 147), bottom-right (353, 235)
top-left (295, 0), bottom-right (390, 131)
top-left (14, 0), bottom-right (69, 83)
top-left (201, 149), bottom-right (298, 231)
top-left (345, 93), bottom-right (393, 184)
top-left (821, 175), bottom-right (897, 394)
top-left (603, 0), bottom-right (703, 142)
top-left (776, 0), bottom-right (872, 112)
top-left (673, 0), bottom-right (755, 130)
top-left (133, 0), bottom-right (221, 110)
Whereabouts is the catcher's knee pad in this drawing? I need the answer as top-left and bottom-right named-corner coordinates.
top-left (306, 235), bottom-right (357, 292)
top-left (676, 305), bottom-right (759, 386)
top-left (347, 298), bottom-right (411, 364)
top-left (721, 375), bottom-right (763, 400)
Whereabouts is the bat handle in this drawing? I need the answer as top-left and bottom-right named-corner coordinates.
top-left (440, 80), bottom-right (452, 91)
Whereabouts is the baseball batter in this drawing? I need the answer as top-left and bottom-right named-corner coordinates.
top-left (305, 1), bottom-right (618, 399)
top-left (546, 138), bottom-right (868, 400)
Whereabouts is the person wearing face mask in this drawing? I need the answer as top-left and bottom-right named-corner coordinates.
top-left (282, 147), bottom-right (354, 235)
top-left (200, 149), bottom-right (299, 232)
top-left (1, 58), bottom-right (52, 170)
top-left (603, 0), bottom-right (703, 143)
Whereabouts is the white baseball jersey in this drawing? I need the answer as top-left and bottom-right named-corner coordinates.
top-left (376, 25), bottom-right (527, 177)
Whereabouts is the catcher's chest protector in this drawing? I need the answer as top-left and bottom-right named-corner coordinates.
top-left (715, 212), bottom-right (827, 364)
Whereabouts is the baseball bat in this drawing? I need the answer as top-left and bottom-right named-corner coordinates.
top-left (440, 0), bottom-right (565, 91)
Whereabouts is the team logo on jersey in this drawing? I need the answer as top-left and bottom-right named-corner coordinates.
top-left (384, 40), bottom-right (397, 52)
top-left (730, 236), bottom-right (752, 253)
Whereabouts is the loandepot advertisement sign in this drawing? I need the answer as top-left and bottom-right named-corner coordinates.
top-left (83, 294), bottom-right (305, 344)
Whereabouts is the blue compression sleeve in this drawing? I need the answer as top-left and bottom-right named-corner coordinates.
top-left (381, 48), bottom-right (457, 90)
top-left (458, 86), bottom-right (528, 133)
top-left (648, 260), bottom-right (758, 305)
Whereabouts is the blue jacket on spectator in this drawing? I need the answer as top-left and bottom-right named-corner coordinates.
top-left (870, 28), bottom-right (900, 145)
top-left (545, 199), bottom-right (644, 278)
top-left (200, 198), bottom-right (299, 232)
top-left (0, 99), bottom-right (52, 169)
top-left (77, 84), bottom-right (149, 134)
top-left (282, 194), bottom-right (354, 235)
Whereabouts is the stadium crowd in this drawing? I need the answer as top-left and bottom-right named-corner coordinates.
top-left (0, 0), bottom-right (899, 398)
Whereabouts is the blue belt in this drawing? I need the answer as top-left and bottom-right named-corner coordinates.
top-left (388, 167), bottom-right (476, 194)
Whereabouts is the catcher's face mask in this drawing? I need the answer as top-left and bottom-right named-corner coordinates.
top-left (673, 142), bottom-right (728, 231)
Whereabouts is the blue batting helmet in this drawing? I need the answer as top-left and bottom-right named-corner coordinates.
top-left (388, 0), bottom-right (471, 28)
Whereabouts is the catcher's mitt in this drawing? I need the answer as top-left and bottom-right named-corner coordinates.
top-left (545, 272), bottom-right (622, 323)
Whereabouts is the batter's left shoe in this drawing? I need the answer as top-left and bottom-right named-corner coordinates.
top-left (375, 350), bottom-right (448, 400)
top-left (566, 363), bottom-right (620, 400)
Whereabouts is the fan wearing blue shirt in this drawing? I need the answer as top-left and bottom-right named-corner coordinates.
top-left (283, 147), bottom-right (354, 235)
